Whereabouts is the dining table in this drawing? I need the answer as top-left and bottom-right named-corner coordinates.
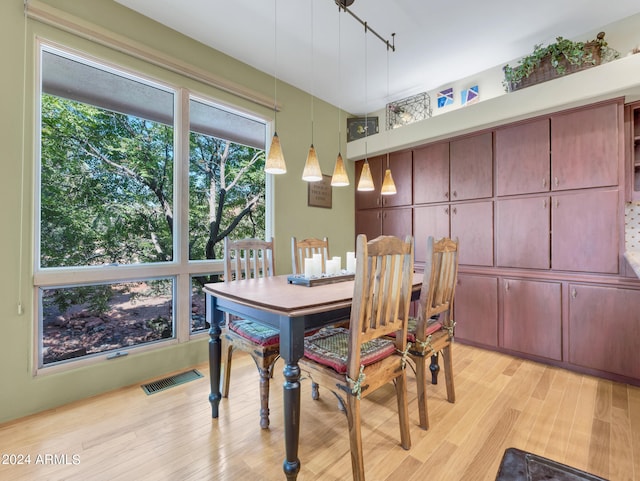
top-left (204, 272), bottom-right (423, 480)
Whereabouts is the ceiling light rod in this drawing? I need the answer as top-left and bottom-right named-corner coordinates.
top-left (334, 0), bottom-right (395, 52)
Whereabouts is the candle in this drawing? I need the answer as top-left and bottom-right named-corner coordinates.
top-left (304, 258), bottom-right (314, 279)
top-left (312, 253), bottom-right (323, 277)
top-left (346, 251), bottom-right (356, 273)
top-left (326, 258), bottom-right (339, 276)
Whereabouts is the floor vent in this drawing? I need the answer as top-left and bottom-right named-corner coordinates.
top-left (141, 369), bottom-right (203, 395)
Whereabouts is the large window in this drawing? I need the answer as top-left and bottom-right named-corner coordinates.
top-left (36, 44), bottom-right (267, 368)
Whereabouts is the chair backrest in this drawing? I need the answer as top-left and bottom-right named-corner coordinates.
top-left (348, 234), bottom-right (414, 376)
top-left (224, 237), bottom-right (275, 282)
top-left (291, 237), bottom-right (330, 275)
top-left (417, 236), bottom-right (459, 331)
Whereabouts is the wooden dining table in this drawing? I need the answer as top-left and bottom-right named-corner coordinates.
top-left (204, 272), bottom-right (423, 480)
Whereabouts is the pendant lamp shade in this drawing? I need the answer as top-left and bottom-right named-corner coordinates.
top-left (302, 144), bottom-right (323, 182)
top-left (380, 167), bottom-right (397, 195)
top-left (265, 132), bottom-right (286, 174)
top-left (357, 160), bottom-right (375, 191)
top-left (331, 152), bottom-right (349, 186)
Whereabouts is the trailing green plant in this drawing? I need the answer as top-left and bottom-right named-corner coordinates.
top-left (502, 32), bottom-right (618, 91)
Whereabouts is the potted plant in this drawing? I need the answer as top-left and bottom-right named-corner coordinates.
top-left (503, 32), bottom-right (618, 92)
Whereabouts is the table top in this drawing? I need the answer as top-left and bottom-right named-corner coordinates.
top-left (204, 273), bottom-right (423, 318)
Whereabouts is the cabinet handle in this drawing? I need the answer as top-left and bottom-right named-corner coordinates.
top-left (571, 288), bottom-right (577, 298)
top-left (542, 178), bottom-right (547, 188)
top-left (543, 199), bottom-right (547, 208)
top-left (444, 207), bottom-right (449, 215)
top-left (376, 198), bottom-right (381, 206)
top-left (445, 192), bottom-right (449, 199)
top-left (555, 199), bottom-right (559, 208)
top-left (452, 207), bottom-right (457, 215)
top-left (452, 190), bottom-right (458, 198)
top-left (554, 177), bottom-right (559, 187)
top-left (505, 281), bottom-right (510, 291)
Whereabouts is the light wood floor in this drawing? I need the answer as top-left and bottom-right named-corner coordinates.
top-left (1, 343), bottom-right (639, 481)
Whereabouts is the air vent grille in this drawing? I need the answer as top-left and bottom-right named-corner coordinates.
top-left (141, 369), bottom-right (203, 395)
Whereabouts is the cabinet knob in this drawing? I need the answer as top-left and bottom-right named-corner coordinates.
top-left (555, 199), bottom-right (560, 208)
top-left (452, 207), bottom-right (457, 215)
top-left (444, 207), bottom-right (449, 215)
top-left (543, 199), bottom-right (547, 208)
top-left (542, 178), bottom-right (547, 188)
top-left (505, 281), bottom-right (510, 291)
top-left (554, 177), bottom-right (559, 187)
top-left (571, 288), bottom-right (577, 298)
top-left (452, 190), bottom-right (458, 198)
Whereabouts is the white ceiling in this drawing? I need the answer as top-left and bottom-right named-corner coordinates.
top-left (114, 0), bottom-right (640, 115)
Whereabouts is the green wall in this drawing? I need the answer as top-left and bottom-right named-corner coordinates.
top-left (0, 0), bottom-right (355, 423)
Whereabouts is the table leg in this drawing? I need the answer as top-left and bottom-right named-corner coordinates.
top-left (279, 316), bottom-right (305, 480)
top-left (206, 293), bottom-right (223, 418)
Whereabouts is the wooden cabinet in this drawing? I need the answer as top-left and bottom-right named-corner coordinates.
top-left (355, 207), bottom-right (412, 240)
top-left (551, 189), bottom-right (619, 274)
top-left (568, 284), bottom-right (640, 380)
top-left (550, 102), bottom-right (619, 191)
top-left (413, 142), bottom-right (450, 204)
top-left (450, 132), bottom-right (493, 201)
top-left (355, 151), bottom-right (412, 210)
top-left (414, 201), bottom-right (493, 266)
top-left (495, 119), bottom-right (550, 196)
top-left (496, 196), bottom-right (550, 269)
top-left (502, 278), bottom-right (562, 361)
top-left (454, 274), bottom-right (498, 347)
top-left (626, 101), bottom-right (640, 200)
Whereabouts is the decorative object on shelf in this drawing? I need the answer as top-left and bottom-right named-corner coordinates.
top-left (265, 0), bottom-right (286, 175)
top-left (307, 174), bottom-right (332, 209)
top-left (347, 117), bottom-right (379, 142)
top-left (502, 31), bottom-right (619, 92)
top-left (386, 91), bottom-right (432, 130)
top-left (461, 85), bottom-right (479, 106)
top-left (437, 88), bottom-right (454, 108)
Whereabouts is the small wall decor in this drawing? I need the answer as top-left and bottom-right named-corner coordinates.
top-left (346, 117), bottom-right (379, 142)
top-left (461, 85), bottom-right (479, 106)
top-left (437, 88), bottom-right (454, 108)
top-left (386, 92), bottom-right (432, 129)
top-left (307, 174), bottom-right (332, 208)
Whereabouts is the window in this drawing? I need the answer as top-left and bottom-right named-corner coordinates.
top-left (36, 44), bottom-right (267, 367)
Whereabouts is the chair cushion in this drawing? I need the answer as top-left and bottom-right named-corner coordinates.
top-left (303, 327), bottom-right (396, 374)
top-left (406, 316), bottom-right (443, 343)
top-left (228, 319), bottom-right (279, 346)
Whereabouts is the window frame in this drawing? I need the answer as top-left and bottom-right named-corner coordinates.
top-left (34, 40), bottom-right (272, 374)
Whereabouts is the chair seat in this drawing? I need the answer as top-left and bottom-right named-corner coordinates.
top-left (303, 327), bottom-right (396, 374)
top-left (406, 316), bottom-right (443, 343)
top-left (229, 319), bottom-right (279, 346)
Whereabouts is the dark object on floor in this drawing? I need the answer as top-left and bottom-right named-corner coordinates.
top-left (495, 448), bottom-right (608, 481)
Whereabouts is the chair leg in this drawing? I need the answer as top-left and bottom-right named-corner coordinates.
top-left (441, 344), bottom-right (456, 403)
top-left (221, 342), bottom-right (233, 398)
top-left (395, 370), bottom-right (411, 450)
top-left (258, 366), bottom-right (271, 429)
top-left (346, 394), bottom-right (365, 481)
top-left (415, 354), bottom-right (430, 430)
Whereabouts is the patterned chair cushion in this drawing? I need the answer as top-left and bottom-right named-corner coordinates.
top-left (406, 316), bottom-right (443, 343)
top-left (229, 318), bottom-right (279, 346)
top-left (303, 327), bottom-right (396, 374)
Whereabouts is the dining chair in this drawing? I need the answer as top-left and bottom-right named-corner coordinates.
top-left (291, 236), bottom-right (330, 275)
top-left (221, 237), bottom-right (279, 429)
top-left (300, 234), bottom-right (414, 481)
top-left (408, 236), bottom-right (459, 430)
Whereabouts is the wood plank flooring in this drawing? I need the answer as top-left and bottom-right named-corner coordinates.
top-left (1, 343), bottom-right (639, 480)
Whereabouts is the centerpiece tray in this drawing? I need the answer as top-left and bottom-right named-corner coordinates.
top-left (287, 273), bottom-right (355, 287)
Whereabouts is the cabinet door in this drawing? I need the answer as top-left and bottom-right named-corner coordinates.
top-left (413, 142), bottom-right (450, 204)
top-left (355, 209), bottom-right (382, 240)
top-left (413, 205), bottom-right (450, 263)
top-left (502, 278), bottom-right (562, 361)
top-left (569, 284), bottom-right (640, 380)
top-left (495, 119), bottom-right (550, 196)
top-left (450, 132), bottom-right (493, 201)
top-left (551, 189), bottom-right (619, 274)
top-left (496, 197), bottom-right (550, 269)
top-left (381, 150), bottom-right (413, 207)
top-left (450, 201), bottom-right (494, 266)
top-left (354, 155), bottom-right (383, 210)
top-left (551, 102), bottom-right (619, 191)
top-left (454, 274), bottom-right (498, 347)
top-left (382, 207), bottom-right (412, 238)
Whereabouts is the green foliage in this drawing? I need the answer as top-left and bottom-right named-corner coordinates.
top-left (502, 32), bottom-right (618, 91)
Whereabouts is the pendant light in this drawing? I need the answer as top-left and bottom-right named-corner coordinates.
top-left (380, 36), bottom-right (397, 196)
top-left (302, 0), bottom-right (323, 182)
top-left (265, 0), bottom-right (286, 175)
top-left (331, 5), bottom-right (349, 187)
top-left (356, 28), bottom-right (375, 192)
